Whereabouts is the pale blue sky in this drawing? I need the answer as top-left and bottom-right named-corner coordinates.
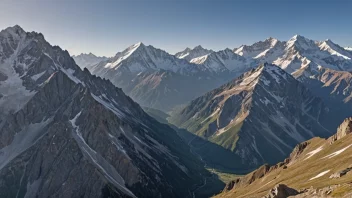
top-left (1, 0), bottom-right (351, 57)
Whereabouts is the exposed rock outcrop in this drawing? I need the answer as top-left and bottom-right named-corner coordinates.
top-left (329, 167), bottom-right (352, 179)
top-left (330, 117), bottom-right (352, 143)
top-left (223, 178), bottom-right (241, 192)
top-left (263, 184), bottom-right (299, 198)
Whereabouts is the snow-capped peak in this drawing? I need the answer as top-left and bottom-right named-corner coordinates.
top-left (105, 42), bottom-right (144, 69)
top-left (234, 37), bottom-right (283, 59)
top-left (264, 37), bottom-right (279, 46)
top-left (0, 25), bottom-right (26, 40)
top-left (175, 45), bottom-right (213, 61)
top-left (286, 34), bottom-right (317, 51)
top-left (319, 39), bottom-right (351, 60)
top-left (127, 42), bottom-right (144, 52)
top-left (134, 42), bottom-right (144, 48)
top-left (2, 25), bottom-right (25, 34)
top-left (72, 52), bottom-right (109, 69)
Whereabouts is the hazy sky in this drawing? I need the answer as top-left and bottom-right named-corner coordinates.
top-left (1, 0), bottom-right (351, 57)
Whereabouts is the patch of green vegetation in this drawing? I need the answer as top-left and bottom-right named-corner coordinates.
top-left (172, 126), bottom-right (251, 173)
top-left (173, 111), bottom-right (219, 137)
top-left (209, 169), bottom-right (243, 184)
top-left (143, 107), bottom-right (169, 124)
top-left (195, 115), bottom-right (218, 136)
top-left (210, 122), bottom-right (243, 151)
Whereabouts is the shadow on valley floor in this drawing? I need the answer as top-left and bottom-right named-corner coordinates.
top-left (144, 107), bottom-right (258, 197)
top-left (172, 126), bottom-right (256, 175)
top-left (144, 106), bottom-right (256, 174)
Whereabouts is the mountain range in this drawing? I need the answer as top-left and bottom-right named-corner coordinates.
top-left (175, 45), bottom-right (214, 62)
top-left (75, 42), bottom-right (238, 111)
top-left (0, 25), bottom-right (220, 198)
top-left (74, 35), bottom-right (352, 113)
top-left (72, 34), bottom-right (352, 174)
top-left (2, 24), bottom-right (352, 198)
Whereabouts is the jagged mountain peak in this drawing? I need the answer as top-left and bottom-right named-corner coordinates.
top-left (123, 41), bottom-right (144, 52)
top-left (226, 63), bottom-right (291, 91)
top-left (286, 34), bottom-right (316, 48)
top-left (234, 37), bottom-right (283, 58)
top-left (189, 48), bottom-right (251, 73)
top-left (318, 39), bottom-right (352, 60)
top-left (133, 41), bottom-right (146, 49)
top-left (193, 45), bottom-right (206, 50)
top-left (72, 52), bottom-right (109, 70)
top-left (1, 25), bottom-right (25, 34)
top-left (0, 25), bottom-right (27, 41)
top-left (264, 37), bottom-right (279, 45)
top-left (73, 52), bottom-right (102, 58)
top-left (222, 47), bottom-right (235, 53)
top-left (290, 34), bottom-right (313, 41)
top-left (265, 36), bottom-right (277, 41)
top-left (175, 45), bottom-right (214, 61)
top-left (91, 41), bottom-right (207, 79)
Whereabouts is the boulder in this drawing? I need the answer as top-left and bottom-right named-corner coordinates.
top-left (329, 167), bottom-right (352, 178)
top-left (263, 184), bottom-right (299, 198)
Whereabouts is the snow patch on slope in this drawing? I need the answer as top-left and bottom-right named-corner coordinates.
top-left (0, 34), bottom-right (36, 116)
top-left (309, 170), bottom-right (330, 180)
top-left (69, 111), bottom-right (136, 198)
top-left (91, 94), bottom-right (126, 118)
top-left (304, 146), bottom-right (323, 160)
top-left (31, 71), bottom-right (46, 81)
top-left (0, 118), bottom-right (52, 170)
top-left (322, 144), bottom-right (352, 159)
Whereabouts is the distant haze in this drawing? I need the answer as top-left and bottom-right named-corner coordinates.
top-left (1, 0), bottom-right (351, 57)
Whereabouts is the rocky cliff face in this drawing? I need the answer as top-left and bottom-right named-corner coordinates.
top-left (0, 26), bottom-right (213, 198)
top-left (330, 117), bottom-right (352, 143)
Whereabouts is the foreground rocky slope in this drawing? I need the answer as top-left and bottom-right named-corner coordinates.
top-left (216, 117), bottom-right (352, 198)
top-left (170, 64), bottom-right (341, 167)
top-left (0, 26), bottom-right (218, 198)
